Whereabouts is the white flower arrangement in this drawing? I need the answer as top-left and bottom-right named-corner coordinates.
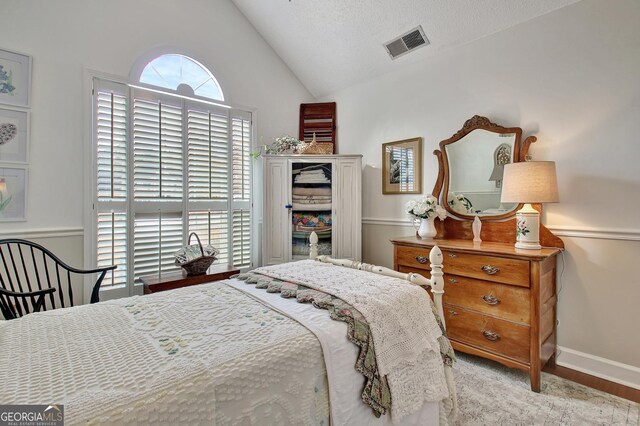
top-left (264, 135), bottom-right (302, 154)
top-left (406, 195), bottom-right (447, 220)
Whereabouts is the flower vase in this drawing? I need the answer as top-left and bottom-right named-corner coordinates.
top-left (418, 217), bottom-right (436, 239)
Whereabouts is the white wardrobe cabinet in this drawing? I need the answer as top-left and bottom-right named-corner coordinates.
top-left (262, 154), bottom-right (362, 266)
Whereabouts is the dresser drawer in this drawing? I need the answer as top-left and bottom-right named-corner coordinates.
top-left (441, 250), bottom-right (530, 287)
top-left (395, 246), bottom-right (432, 272)
top-left (443, 274), bottom-right (530, 323)
top-left (444, 305), bottom-right (530, 363)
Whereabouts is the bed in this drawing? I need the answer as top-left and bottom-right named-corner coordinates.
top-left (0, 234), bottom-right (456, 425)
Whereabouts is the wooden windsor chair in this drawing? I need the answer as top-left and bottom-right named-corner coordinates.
top-left (0, 239), bottom-right (116, 320)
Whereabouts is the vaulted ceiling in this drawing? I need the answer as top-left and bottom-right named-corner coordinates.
top-left (231, 0), bottom-right (581, 98)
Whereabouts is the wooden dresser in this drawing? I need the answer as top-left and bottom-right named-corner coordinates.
top-left (391, 236), bottom-right (561, 392)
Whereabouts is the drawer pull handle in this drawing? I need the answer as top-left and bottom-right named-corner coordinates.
top-left (415, 255), bottom-right (428, 264)
top-left (447, 253), bottom-right (457, 258)
top-left (482, 295), bottom-right (500, 305)
top-left (482, 330), bottom-right (501, 341)
top-left (481, 265), bottom-right (500, 275)
top-left (448, 278), bottom-right (459, 284)
top-left (449, 310), bottom-right (458, 316)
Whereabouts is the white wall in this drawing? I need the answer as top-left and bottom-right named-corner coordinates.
top-left (0, 0), bottom-right (313, 293)
top-left (326, 0), bottom-right (640, 380)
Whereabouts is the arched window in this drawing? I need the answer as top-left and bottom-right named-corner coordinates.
top-left (139, 54), bottom-right (224, 101)
top-left (90, 53), bottom-right (253, 296)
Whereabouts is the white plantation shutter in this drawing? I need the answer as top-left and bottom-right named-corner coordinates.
top-left (92, 76), bottom-right (253, 297)
top-left (96, 212), bottom-right (128, 287)
top-left (232, 209), bottom-right (251, 267)
top-left (188, 211), bottom-right (230, 264)
top-left (187, 106), bottom-right (229, 200)
top-left (133, 94), bottom-right (183, 200)
top-left (134, 213), bottom-right (184, 278)
top-left (232, 116), bottom-right (251, 201)
top-left (230, 111), bottom-right (252, 267)
top-left (94, 80), bottom-right (129, 288)
top-left (96, 91), bottom-right (127, 200)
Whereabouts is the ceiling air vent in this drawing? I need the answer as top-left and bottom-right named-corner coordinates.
top-left (384, 26), bottom-right (429, 60)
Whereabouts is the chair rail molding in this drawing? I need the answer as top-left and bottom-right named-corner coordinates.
top-left (362, 218), bottom-right (640, 242)
top-left (546, 225), bottom-right (640, 242)
top-left (0, 227), bottom-right (84, 239)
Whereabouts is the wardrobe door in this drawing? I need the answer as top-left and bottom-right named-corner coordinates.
top-left (334, 157), bottom-right (362, 261)
top-left (262, 157), bottom-right (290, 265)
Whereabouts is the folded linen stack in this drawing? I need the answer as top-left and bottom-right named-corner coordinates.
top-left (292, 212), bottom-right (332, 229)
top-left (292, 195), bottom-right (332, 204)
top-left (292, 185), bottom-right (332, 210)
top-left (294, 168), bottom-right (330, 184)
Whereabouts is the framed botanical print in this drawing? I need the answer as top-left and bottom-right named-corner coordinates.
top-left (0, 107), bottom-right (29, 163)
top-left (0, 48), bottom-right (32, 108)
top-left (382, 137), bottom-right (422, 194)
top-left (0, 166), bottom-right (27, 221)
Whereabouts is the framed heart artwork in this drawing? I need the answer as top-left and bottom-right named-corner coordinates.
top-left (0, 106), bottom-right (29, 164)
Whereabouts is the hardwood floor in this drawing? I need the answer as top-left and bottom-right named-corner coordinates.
top-left (543, 363), bottom-right (640, 404)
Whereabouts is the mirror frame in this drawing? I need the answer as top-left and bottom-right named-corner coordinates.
top-left (432, 115), bottom-right (537, 221)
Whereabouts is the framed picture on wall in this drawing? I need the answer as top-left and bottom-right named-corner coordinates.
top-left (0, 48), bottom-right (32, 108)
top-left (382, 137), bottom-right (422, 194)
top-left (0, 107), bottom-right (29, 163)
top-left (0, 166), bottom-right (27, 221)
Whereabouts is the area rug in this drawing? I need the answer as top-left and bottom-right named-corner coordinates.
top-left (454, 353), bottom-right (639, 425)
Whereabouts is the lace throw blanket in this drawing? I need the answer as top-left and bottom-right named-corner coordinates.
top-left (245, 260), bottom-right (456, 420)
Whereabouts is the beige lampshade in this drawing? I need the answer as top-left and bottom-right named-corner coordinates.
top-left (501, 161), bottom-right (559, 203)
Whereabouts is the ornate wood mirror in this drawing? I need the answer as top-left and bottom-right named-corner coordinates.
top-left (431, 115), bottom-right (562, 247)
top-left (433, 115), bottom-right (537, 221)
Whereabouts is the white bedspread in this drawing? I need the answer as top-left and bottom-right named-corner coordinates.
top-left (0, 282), bottom-right (330, 425)
top-left (0, 277), bottom-right (451, 425)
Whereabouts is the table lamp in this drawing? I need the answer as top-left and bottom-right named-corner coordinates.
top-left (501, 161), bottom-right (559, 249)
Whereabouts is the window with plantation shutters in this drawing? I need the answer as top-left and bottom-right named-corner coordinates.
top-left (91, 60), bottom-right (253, 298)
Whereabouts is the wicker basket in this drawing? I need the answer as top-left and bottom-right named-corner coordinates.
top-left (302, 142), bottom-right (334, 155)
top-left (174, 233), bottom-right (219, 276)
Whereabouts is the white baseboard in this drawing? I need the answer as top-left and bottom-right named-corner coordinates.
top-left (556, 346), bottom-right (640, 390)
